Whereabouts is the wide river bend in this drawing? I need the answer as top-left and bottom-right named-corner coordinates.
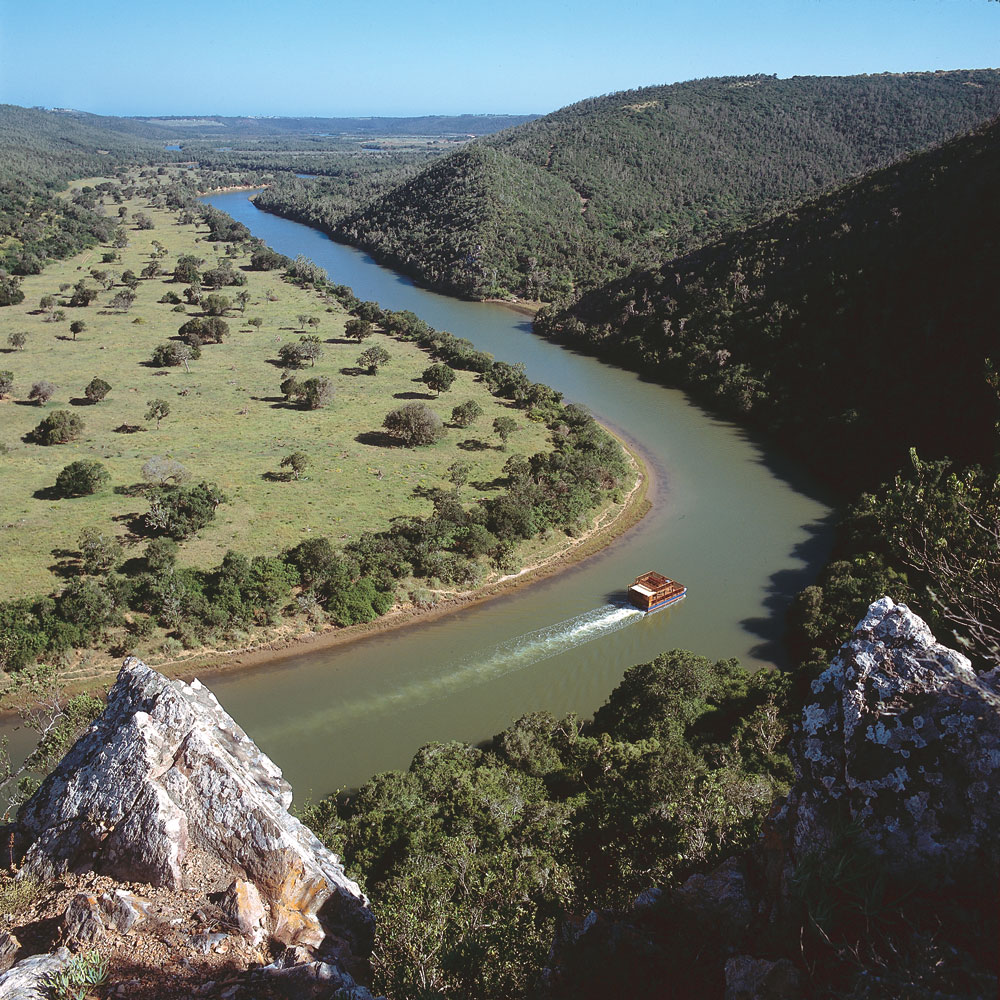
top-left (10, 193), bottom-right (833, 797)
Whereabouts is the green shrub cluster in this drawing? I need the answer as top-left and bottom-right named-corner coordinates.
top-left (303, 649), bottom-right (792, 999)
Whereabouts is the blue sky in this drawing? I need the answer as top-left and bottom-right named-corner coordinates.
top-left (2, 0), bottom-right (998, 117)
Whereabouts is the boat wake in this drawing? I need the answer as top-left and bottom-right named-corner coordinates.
top-left (299, 604), bottom-right (644, 731)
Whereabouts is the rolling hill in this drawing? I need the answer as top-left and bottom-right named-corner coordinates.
top-left (299, 70), bottom-right (1000, 300)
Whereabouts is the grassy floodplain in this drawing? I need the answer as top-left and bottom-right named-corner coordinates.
top-left (0, 172), bottom-right (639, 682)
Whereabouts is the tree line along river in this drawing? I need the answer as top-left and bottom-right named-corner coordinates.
top-left (191, 190), bottom-right (833, 797)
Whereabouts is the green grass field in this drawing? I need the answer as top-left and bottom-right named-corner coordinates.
top-left (0, 181), bottom-right (551, 602)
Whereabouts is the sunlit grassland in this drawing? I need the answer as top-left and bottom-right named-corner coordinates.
top-left (0, 185), bottom-right (550, 601)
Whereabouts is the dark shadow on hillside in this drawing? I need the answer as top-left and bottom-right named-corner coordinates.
top-left (48, 547), bottom-right (81, 579)
top-left (250, 395), bottom-right (288, 405)
top-left (32, 485), bottom-right (63, 501)
top-left (471, 477), bottom-right (506, 491)
top-left (355, 430), bottom-right (398, 448)
top-left (13, 400), bottom-right (43, 407)
top-left (340, 366), bottom-right (365, 376)
top-left (457, 438), bottom-right (490, 451)
top-left (68, 396), bottom-right (97, 406)
top-left (393, 391), bottom-right (434, 400)
top-left (738, 511), bottom-right (837, 667)
top-left (114, 424), bottom-right (146, 434)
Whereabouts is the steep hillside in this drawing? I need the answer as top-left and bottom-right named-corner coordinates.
top-left (302, 70), bottom-right (1000, 299)
top-left (0, 106), bottom-right (160, 275)
top-left (538, 115), bottom-right (1000, 493)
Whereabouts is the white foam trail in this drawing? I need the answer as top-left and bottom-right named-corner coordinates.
top-left (293, 604), bottom-right (643, 734)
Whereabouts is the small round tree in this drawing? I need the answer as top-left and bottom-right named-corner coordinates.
top-left (84, 377), bottom-right (111, 403)
top-left (278, 343), bottom-right (305, 369)
top-left (203, 293), bottom-right (231, 317)
top-left (299, 377), bottom-right (334, 410)
top-left (493, 415), bottom-right (518, 450)
top-left (55, 459), bottom-right (110, 497)
top-left (142, 456), bottom-right (190, 485)
top-left (447, 460), bottom-right (472, 491)
top-left (8, 331), bottom-right (27, 351)
top-left (383, 402), bottom-right (445, 446)
top-left (145, 398), bottom-right (171, 429)
top-left (297, 336), bottom-right (323, 366)
top-left (78, 527), bottom-right (123, 575)
top-left (28, 380), bottom-right (56, 405)
top-left (344, 318), bottom-right (373, 343)
top-left (357, 345), bottom-right (390, 375)
top-left (280, 451), bottom-right (310, 480)
top-left (421, 363), bottom-right (456, 397)
top-left (0, 371), bottom-right (13, 399)
top-left (69, 320), bottom-right (86, 341)
top-left (32, 409), bottom-right (84, 445)
top-left (451, 399), bottom-right (483, 428)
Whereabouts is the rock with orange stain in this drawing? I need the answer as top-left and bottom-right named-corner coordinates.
top-left (17, 658), bottom-right (373, 964)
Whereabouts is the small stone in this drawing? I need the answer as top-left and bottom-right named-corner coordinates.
top-left (99, 889), bottom-right (150, 935)
top-left (0, 931), bottom-right (18, 974)
top-left (219, 878), bottom-right (267, 946)
top-left (725, 955), bottom-right (803, 1000)
top-left (63, 893), bottom-right (105, 946)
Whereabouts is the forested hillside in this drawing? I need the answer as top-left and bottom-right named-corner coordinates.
top-left (537, 115), bottom-right (1000, 490)
top-left (537, 114), bottom-right (1000, 673)
top-left (0, 106), bottom-right (159, 279)
top-left (275, 70), bottom-right (1000, 300)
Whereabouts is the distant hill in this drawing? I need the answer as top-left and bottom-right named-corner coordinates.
top-left (318, 70), bottom-right (1000, 300)
top-left (536, 115), bottom-right (1000, 492)
top-left (46, 111), bottom-right (540, 141)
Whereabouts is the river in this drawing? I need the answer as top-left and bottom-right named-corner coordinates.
top-left (192, 191), bottom-right (836, 797)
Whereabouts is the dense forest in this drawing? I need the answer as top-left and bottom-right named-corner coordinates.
top-left (259, 71), bottom-right (1000, 300)
top-left (539, 113), bottom-right (1000, 676)
top-left (304, 648), bottom-right (792, 999)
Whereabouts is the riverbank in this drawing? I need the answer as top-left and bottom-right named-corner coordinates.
top-left (1, 435), bottom-right (650, 708)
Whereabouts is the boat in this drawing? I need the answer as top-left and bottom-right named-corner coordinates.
top-left (627, 571), bottom-right (687, 613)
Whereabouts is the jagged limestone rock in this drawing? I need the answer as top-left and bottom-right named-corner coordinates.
top-left (63, 893), bottom-right (105, 946)
top-left (219, 878), bottom-right (267, 946)
top-left (786, 596), bottom-right (1000, 873)
top-left (0, 931), bottom-right (18, 974)
top-left (0, 948), bottom-right (70, 1000)
top-left (17, 658), bottom-right (373, 959)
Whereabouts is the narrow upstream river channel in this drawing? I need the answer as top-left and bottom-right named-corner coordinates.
top-left (190, 191), bottom-right (835, 797)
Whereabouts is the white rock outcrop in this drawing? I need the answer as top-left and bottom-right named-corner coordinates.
top-left (785, 597), bottom-right (1000, 872)
top-left (17, 658), bottom-right (373, 958)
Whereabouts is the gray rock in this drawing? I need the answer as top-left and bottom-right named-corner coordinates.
top-left (251, 948), bottom-right (379, 999)
top-left (785, 597), bottom-right (1000, 874)
top-left (674, 856), bottom-right (752, 934)
top-left (0, 948), bottom-right (71, 1000)
top-left (63, 892), bottom-right (105, 946)
top-left (17, 658), bottom-right (373, 959)
top-left (725, 955), bottom-right (802, 1000)
top-left (99, 889), bottom-right (151, 935)
top-left (0, 931), bottom-right (18, 974)
top-left (632, 887), bottom-right (662, 909)
top-left (219, 878), bottom-right (267, 946)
